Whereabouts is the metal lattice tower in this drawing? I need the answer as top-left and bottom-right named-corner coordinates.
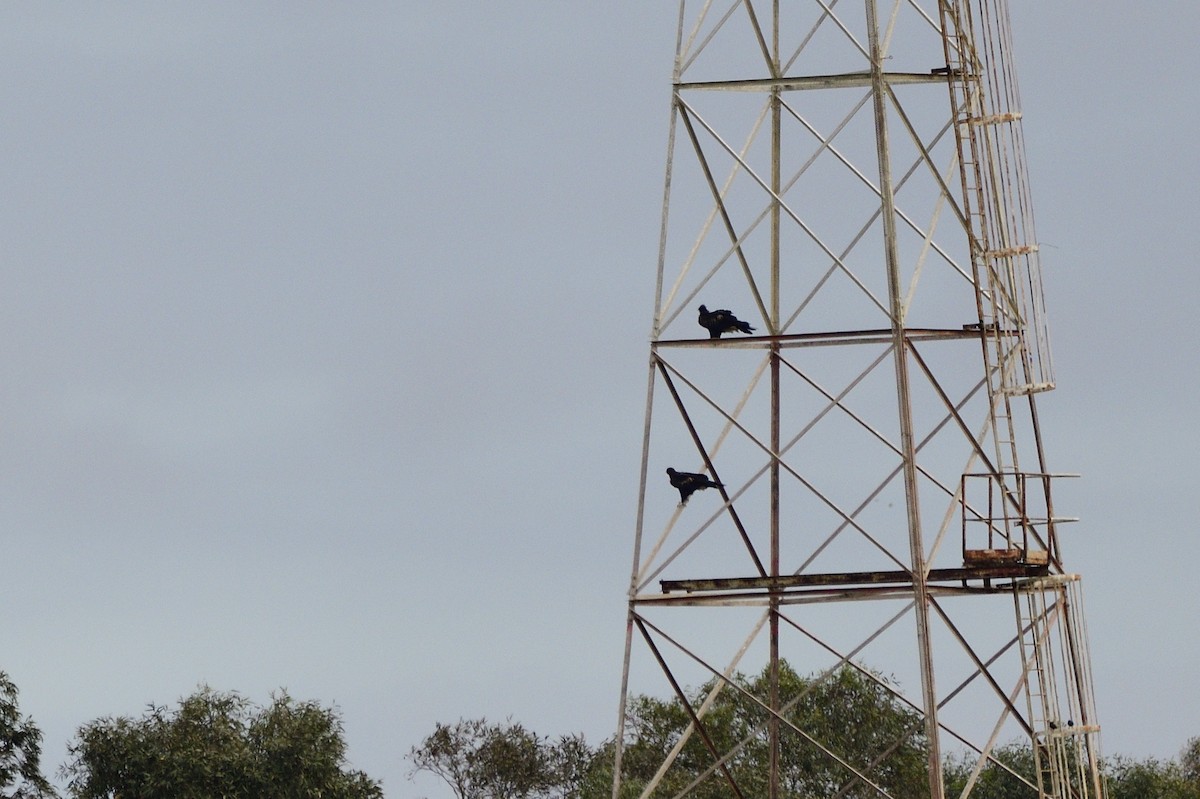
top-left (613, 2), bottom-right (1105, 798)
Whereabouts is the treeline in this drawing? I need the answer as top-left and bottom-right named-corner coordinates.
top-left (412, 718), bottom-right (1200, 799)
top-left (409, 663), bottom-right (1200, 799)
top-left (3, 667), bottom-right (1196, 798)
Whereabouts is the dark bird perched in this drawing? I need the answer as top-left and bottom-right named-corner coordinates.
top-left (666, 467), bottom-right (724, 506)
top-left (698, 305), bottom-right (755, 338)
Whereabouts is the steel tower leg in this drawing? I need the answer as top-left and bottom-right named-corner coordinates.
top-left (864, 2), bottom-right (943, 795)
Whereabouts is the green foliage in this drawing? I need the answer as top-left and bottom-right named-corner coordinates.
top-left (408, 718), bottom-right (593, 799)
top-left (1105, 753), bottom-right (1200, 799)
top-left (943, 742), bottom-right (1038, 799)
top-left (945, 740), bottom-right (1200, 799)
top-left (411, 666), bottom-right (1200, 799)
top-left (0, 672), bottom-right (57, 798)
top-left (1181, 736), bottom-right (1200, 787)
top-left (591, 662), bottom-right (928, 799)
top-left (62, 686), bottom-right (381, 799)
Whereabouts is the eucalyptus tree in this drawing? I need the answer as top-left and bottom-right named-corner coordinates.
top-left (63, 687), bottom-right (381, 799)
top-left (0, 671), bottom-right (57, 798)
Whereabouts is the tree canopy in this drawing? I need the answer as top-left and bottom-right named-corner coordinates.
top-left (940, 738), bottom-right (1200, 799)
top-left (943, 741), bottom-right (1039, 799)
top-left (411, 663), bottom-right (1200, 799)
top-left (408, 717), bottom-right (592, 799)
top-left (0, 671), bottom-right (57, 799)
top-left (597, 662), bottom-right (928, 799)
top-left (1182, 736), bottom-right (1200, 787)
top-left (62, 686), bottom-right (381, 799)
top-left (412, 663), bottom-right (929, 799)
top-left (1103, 752), bottom-right (1200, 799)
top-left (4, 664), bottom-right (1193, 799)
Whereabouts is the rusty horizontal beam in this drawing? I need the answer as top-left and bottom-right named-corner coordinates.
top-left (661, 564), bottom-right (1050, 594)
top-left (653, 327), bottom-right (985, 350)
top-left (676, 71), bottom-right (954, 92)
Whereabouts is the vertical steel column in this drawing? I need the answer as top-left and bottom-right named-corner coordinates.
top-left (767, 4), bottom-right (782, 799)
top-left (863, 2), bottom-right (944, 797)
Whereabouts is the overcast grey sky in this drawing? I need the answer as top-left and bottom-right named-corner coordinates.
top-left (1, 4), bottom-right (1197, 798)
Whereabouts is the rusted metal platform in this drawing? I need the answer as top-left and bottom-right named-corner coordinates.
top-left (964, 548), bottom-right (1050, 567)
top-left (661, 561), bottom-right (1050, 595)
